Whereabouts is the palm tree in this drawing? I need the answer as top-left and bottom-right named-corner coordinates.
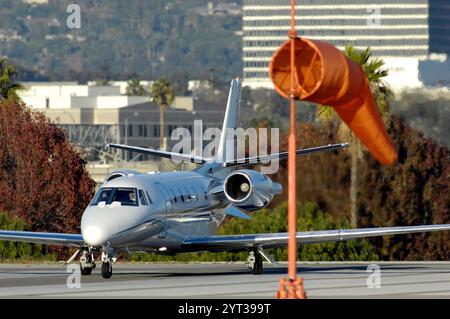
top-left (0, 58), bottom-right (23, 101)
top-left (125, 79), bottom-right (149, 96)
top-left (316, 46), bottom-right (393, 228)
top-left (151, 79), bottom-right (175, 150)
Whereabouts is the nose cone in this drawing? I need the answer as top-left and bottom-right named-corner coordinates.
top-left (81, 207), bottom-right (116, 246)
top-left (82, 225), bottom-right (105, 246)
top-left (81, 202), bottom-right (154, 247)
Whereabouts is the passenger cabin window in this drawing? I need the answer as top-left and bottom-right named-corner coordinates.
top-left (90, 188), bottom-right (138, 206)
top-left (191, 187), bottom-right (198, 201)
top-left (170, 190), bottom-right (177, 203)
top-left (186, 187), bottom-right (195, 202)
top-left (138, 190), bottom-right (148, 206)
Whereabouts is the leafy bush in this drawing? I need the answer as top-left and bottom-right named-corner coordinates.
top-left (0, 212), bottom-right (52, 261)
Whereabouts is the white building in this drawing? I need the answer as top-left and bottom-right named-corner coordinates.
top-left (17, 82), bottom-right (206, 153)
top-left (242, 0), bottom-right (450, 93)
top-left (20, 82), bottom-right (148, 109)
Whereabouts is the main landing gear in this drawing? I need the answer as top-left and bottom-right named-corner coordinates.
top-left (79, 251), bottom-right (96, 276)
top-left (101, 250), bottom-right (116, 279)
top-left (101, 261), bottom-right (112, 279)
top-left (247, 249), bottom-right (263, 275)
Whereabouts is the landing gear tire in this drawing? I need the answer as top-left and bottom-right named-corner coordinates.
top-left (101, 261), bottom-right (113, 279)
top-left (80, 265), bottom-right (93, 276)
top-left (79, 251), bottom-right (95, 276)
top-left (248, 250), bottom-right (263, 275)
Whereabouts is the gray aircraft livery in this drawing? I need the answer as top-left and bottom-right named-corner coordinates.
top-left (1, 79), bottom-right (449, 279)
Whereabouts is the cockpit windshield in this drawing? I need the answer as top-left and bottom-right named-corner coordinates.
top-left (90, 188), bottom-right (139, 206)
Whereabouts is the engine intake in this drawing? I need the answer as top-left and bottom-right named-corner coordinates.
top-left (224, 170), bottom-right (282, 211)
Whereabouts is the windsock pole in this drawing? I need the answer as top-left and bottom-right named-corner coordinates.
top-left (288, 0), bottom-right (298, 283)
top-left (276, 0), bottom-right (307, 299)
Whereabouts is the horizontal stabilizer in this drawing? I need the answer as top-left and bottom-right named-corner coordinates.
top-left (107, 143), bottom-right (211, 164)
top-left (224, 143), bottom-right (348, 167)
top-left (224, 204), bottom-right (251, 220)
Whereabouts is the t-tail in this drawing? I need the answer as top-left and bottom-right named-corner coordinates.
top-left (216, 77), bottom-right (242, 164)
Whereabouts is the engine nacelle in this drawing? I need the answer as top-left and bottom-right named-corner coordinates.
top-left (223, 169), bottom-right (282, 211)
top-left (103, 170), bottom-right (142, 184)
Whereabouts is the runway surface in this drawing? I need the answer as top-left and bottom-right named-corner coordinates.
top-left (0, 262), bottom-right (449, 298)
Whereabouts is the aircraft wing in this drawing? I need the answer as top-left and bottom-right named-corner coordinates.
top-left (181, 224), bottom-right (450, 251)
top-left (223, 143), bottom-right (349, 167)
top-left (0, 230), bottom-right (84, 247)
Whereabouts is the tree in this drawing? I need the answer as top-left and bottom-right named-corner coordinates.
top-left (125, 79), bottom-right (149, 96)
top-left (0, 99), bottom-right (96, 242)
top-left (150, 79), bottom-right (175, 150)
top-left (357, 116), bottom-right (450, 260)
top-left (0, 58), bottom-right (24, 101)
top-left (316, 46), bottom-right (392, 228)
top-left (275, 117), bottom-right (450, 260)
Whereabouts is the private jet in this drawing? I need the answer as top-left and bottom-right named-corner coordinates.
top-left (1, 78), bottom-right (449, 279)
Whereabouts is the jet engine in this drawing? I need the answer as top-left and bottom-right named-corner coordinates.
top-left (223, 169), bottom-right (282, 211)
top-left (103, 170), bottom-right (142, 183)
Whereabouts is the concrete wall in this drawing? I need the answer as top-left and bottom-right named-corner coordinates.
top-left (21, 96), bottom-right (48, 109)
top-left (71, 96), bottom-right (98, 108)
top-left (93, 108), bottom-right (120, 125)
top-left (48, 96), bottom-right (72, 109)
top-left (42, 109), bottom-right (83, 124)
top-left (21, 83), bottom-right (121, 98)
top-left (173, 96), bottom-right (194, 111)
top-left (96, 96), bottom-right (149, 108)
top-left (60, 85), bottom-right (89, 97)
top-left (87, 86), bottom-right (121, 96)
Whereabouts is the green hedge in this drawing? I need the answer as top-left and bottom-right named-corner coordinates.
top-left (0, 212), bottom-right (54, 261)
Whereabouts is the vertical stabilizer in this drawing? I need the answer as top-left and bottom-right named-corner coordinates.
top-left (216, 78), bottom-right (242, 163)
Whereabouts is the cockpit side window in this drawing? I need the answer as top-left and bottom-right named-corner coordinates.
top-left (138, 190), bottom-right (148, 206)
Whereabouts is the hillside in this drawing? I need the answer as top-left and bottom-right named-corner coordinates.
top-left (0, 0), bottom-right (243, 83)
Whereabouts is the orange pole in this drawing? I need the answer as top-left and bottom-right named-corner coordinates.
top-left (275, 0), bottom-right (307, 299)
top-left (288, 0), bottom-right (297, 282)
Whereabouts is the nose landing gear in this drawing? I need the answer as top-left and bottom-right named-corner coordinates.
top-left (79, 251), bottom-right (96, 276)
top-left (247, 249), bottom-right (263, 275)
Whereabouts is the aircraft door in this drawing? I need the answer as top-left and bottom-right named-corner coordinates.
top-left (156, 182), bottom-right (173, 218)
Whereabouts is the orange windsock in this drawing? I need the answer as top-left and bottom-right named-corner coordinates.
top-left (269, 38), bottom-right (397, 165)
